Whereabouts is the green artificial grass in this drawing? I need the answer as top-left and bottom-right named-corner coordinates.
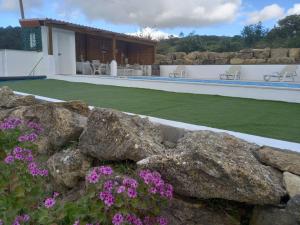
top-left (1, 79), bottom-right (300, 143)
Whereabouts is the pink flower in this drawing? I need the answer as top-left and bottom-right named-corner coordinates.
top-left (86, 170), bottom-right (100, 184)
top-left (98, 166), bottom-right (113, 175)
top-left (157, 217), bottom-right (168, 225)
top-left (73, 220), bottom-right (80, 225)
top-left (53, 192), bottom-right (60, 198)
top-left (4, 155), bottom-right (14, 164)
top-left (127, 188), bottom-right (137, 198)
top-left (104, 180), bottom-right (114, 192)
top-left (112, 213), bottom-right (124, 225)
top-left (99, 192), bottom-right (114, 207)
top-left (44, 197), bottom-right (56, 208)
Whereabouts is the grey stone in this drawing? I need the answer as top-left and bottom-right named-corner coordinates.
top-left (255, 147), bottom-right (300, 176)
top-left (7, 102), bottom-right (88, 154)
top-left (268, 57), bottom-right (295, 64)
top-left (284, 172), bottom-right (300, 198)
top-left (230, 58), bottom-right (245, 64)
top-left (162, 198), bottom-right (239, 225)
top-left (138, 131), bottom-right (286, 204)
top-left (287, 195), bottom-right (300, 222)
top-left (0, 86), bottom-right (38, 109)
top-left (289, 48), bottom-right (300, 61)
top-left (271, 48), bottom-right (289, 58)
top-left (47, 148), bottom-right (91, 188)
top-left (250, 206), bottom-right (298, 225)
top-left (79, 108), bottom-right (165, 162)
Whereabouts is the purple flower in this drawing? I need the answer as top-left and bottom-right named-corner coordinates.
top-left (117, 185), bottom-right (126, 194)
top-left (73, 220), bottom-right (80, 225)
top-left (44, 197), bottom-right (56, 208)
top-left (86, 170), bottom-right (100, 184)
top-left (104, 180), bottom-right (114, 192)
top-left (98, 166), bottom-right (113, 175)
top-left (99, 191), bottom-right (114, 207)
top-left (4, 155), bottom-right (14, 164)
top-left (123, 178), bottom-right (138, 189)
top-left (112, 213), bottom-right (124, 225)
top-left (22, 214), bottom-right (30, 222)
top-left (157, 217), bottom-right (168, 225)
top-left (0, 219), bottom-right (3, 225)
top-left (27, 121), bottom-right (44, 133)
top-left (0, 118), bottom-right (22, 130)
top-left (127, 188), bottom-right (137, 198)
top-left (53, 192), bottom-right (60, 198)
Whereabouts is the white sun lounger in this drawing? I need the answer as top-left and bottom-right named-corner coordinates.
top-left (264, 65), bottom-right (298, 82)
top-left (219, 65), bottom-right (241, 80)
top-left (169, 65), bottom-right (187, 78)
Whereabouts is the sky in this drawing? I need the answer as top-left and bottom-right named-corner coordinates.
top-left (0, 0), bottom-right (300, 39)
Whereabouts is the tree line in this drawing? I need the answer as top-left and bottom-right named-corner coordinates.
top-left (158, 15), bottom-right (300, 54)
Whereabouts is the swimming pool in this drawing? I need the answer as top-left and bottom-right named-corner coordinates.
top-left (127, 76), bottom-right (300, 89)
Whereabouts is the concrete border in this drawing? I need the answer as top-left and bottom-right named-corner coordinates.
top-left (14, 91), bottom-right (300, 153)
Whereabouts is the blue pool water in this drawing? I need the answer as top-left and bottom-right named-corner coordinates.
top-left (127, 76), bottom-right (300, 89)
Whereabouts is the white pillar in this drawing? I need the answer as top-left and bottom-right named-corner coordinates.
top-left (110, 60), bottom-right (117, 77)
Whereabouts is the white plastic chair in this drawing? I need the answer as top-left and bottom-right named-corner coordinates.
top-left (169, 65), bottom-right (187, 78)
top-left (219, 66), bottom-right (241, 80)
top-left (91, 60), bottom-right (101, 75)
top-left (264, 65), bottom-right (298, 82)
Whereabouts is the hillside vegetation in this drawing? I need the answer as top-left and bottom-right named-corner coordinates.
top-left (158, 15), bottom-right (300, 54)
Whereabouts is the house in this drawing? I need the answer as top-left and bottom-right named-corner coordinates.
top-left (19, 18), bottom-right (157, 75)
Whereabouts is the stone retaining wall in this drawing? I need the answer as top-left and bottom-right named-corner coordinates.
top-left (156, 48), bottom-right (300, 65)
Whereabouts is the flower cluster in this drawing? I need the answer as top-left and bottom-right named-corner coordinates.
top-left (86, 166), bottom-right (113, 184)
top-left (0, 118), bottom-right (22, 130)
top-left (44, 192), bottom-right (60, 209)
top-left (4, 146), bottom-right (48, 177)
top-left (111, 213), bottom-right (168, 225)
top-left (139, 170), bottom-right (173, 200)
top-left (12, 214), bottom-right (30, 225)
top-left (18, 133), bottom-right (38, 142)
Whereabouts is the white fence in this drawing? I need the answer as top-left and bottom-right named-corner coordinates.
top-left (0, 49), bottom-right (53, 77)
top-left (160, 65), bottom-right (300, 82)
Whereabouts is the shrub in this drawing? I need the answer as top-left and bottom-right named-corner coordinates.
top-left (0, 118), bottom-right (173, 225)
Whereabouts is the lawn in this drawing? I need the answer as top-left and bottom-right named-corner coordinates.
top-left (1, 79), bottom-right (300, 143)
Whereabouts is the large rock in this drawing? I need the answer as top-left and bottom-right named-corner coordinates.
top-left (287, 195), bottom-right (300, 222)
top-left (253, 49), bottom-right (270, 59)
top-left (7, 102), bottom-right (88, 154)
top-left (0, 86), bottom-right (38, 109)
top-left (230, 58), bottom-right (245, 64)
top-left (155, 54), bottom-right (167, 64)
top-left (255, 147), bottom-right (300, 176)
top-left (79, 108), bottom-right (165, 162)
top-left (283, 172), bottom-right (300, 198)
top-left (268, 57), bottom-right (295, 64)
top-left (47, 148), bottom-right (91, 188)
top-left (271, 48), bottom-right (289, 58)
top-left (289, 48), bottom-right (300, 61)
top-left (236, 50), bottom-right (253, 59)
top-left (244, 59), bottom-right (266, 64)
top-left (138, 131), bottom-right (286, 204)
top-left (161, 198), bottom-right (238, 225)
top-left (250, 206), bottom-right (298, 225)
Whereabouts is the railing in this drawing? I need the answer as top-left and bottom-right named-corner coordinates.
top-left (28, 56), bottom-right (43, 76)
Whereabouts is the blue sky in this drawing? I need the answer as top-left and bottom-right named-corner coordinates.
top-left (0, 0), bottom-right (299, 38)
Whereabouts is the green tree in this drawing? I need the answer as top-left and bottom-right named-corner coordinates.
top-left (0, 26), bottom-right (22, 50)
top-left (241, 22), bottom-right (268, 47)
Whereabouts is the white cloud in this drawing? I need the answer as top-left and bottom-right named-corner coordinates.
top-left (246, 4), bottom-right (285, 24)
top-left (287, 4), bottom-right (300, 16)
top-left (0, 0), bottom-right (42, 12)
top-left (62, 0), bottom-right (242, 28)
top-left (127, 27), bottom-right (175, 40)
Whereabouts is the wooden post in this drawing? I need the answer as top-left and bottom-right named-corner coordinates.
top-left (112, 35), bottom-right (116, 60)
top-left (48, 25), bottom-right (53, 55)
top-left (153, 45), bottom-right (156, 64)
top-left (19, 0), bottom-right (25, 19)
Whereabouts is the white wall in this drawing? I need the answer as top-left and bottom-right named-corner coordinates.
top-left (160, 65), bottom-right (300, 82)
top-left (0, 49), bottom-right (51, 76)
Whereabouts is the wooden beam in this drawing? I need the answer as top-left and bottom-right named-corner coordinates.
top-left (48, 25), bottom-right (53, 55)
top-left (19, 0), bottom-right (25, 19)
top-left (153, 45), bottom-right (156, 64)
top-left (112, 35), bottom-right (116, 60)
